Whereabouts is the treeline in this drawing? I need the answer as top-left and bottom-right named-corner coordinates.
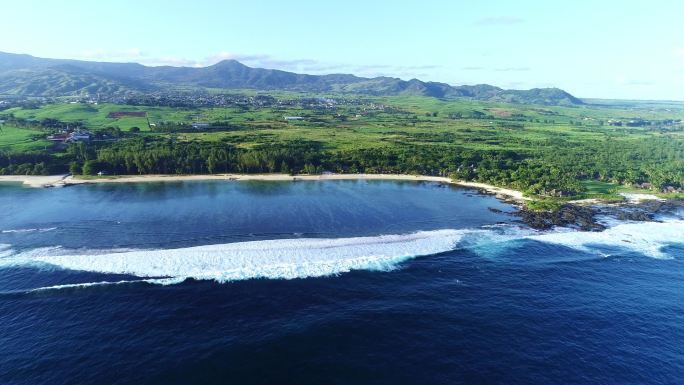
top-left (0, 114), bottom-right (87, 130)
top-left (62, 138), bottom-right (584, 195)
top-left (0, 152), bottom-right (64, 175)
top-left (69, 139), bottom-right (325, 176)
top-left (541, 137), bottom-right (684, 189)
top-left (4, 135), bottom-right (683, 197)
top-left (150, 121), bottom-right (243, 133)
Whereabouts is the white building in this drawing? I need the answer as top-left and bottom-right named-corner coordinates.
top-left (68, 130), bottom-right (92, 142)
top-left (192, 122), bottom-right (210, 129)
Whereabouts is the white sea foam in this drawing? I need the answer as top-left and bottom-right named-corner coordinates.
top-left (29, 277), bottom-right (186, 292)
top-left (1, 220), bottom-right (682, 289)
top-left (2, 227), bottom-right (57, 234)
top-left (526, 219), bottom-right (684, 259)
top-left (619, 193), bottom-right (666, 203)
top-left (0, 243), bottom-right (14, 258)
top-left (5, 230), bottom-right (474, 283)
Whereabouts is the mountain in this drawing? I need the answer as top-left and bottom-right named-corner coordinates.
top-left (0, 52), bottom-right (582, 105)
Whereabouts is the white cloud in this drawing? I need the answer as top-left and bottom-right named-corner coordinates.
top-left (143, 56), bottom-right (198, 67)
top-left (79, 48), bottom-right (146, 61)
top-left (494, 66), bottom-right (530, 72)
top-left (81, 48), bottom-right (109, 59)
top-left (72, 49), bottom-right (446, 80)
top-left (125, 48), bottom-right (145, 58)
top-left (614, 75), bottom-right (656, 87)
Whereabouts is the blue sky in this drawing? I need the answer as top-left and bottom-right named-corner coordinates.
top-left (3, 0), bottom-right (684, 100)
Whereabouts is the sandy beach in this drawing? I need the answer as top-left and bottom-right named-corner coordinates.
top-left (0, 175), bottom-right (72, 188)
top-left (0, 173), bottom-right (530, 202)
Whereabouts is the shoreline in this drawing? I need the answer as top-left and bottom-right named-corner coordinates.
top-left (0, 173), bottom-right (530, 203)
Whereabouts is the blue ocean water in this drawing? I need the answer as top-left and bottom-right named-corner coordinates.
top-left (0, 180), bottom-right (683, 385)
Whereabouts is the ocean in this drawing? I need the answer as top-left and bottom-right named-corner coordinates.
top-left (0, 180), bottom-right (682, 384)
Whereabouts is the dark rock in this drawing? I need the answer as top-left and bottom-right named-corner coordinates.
top-left (598, 198), bottom-right (684, 221)
top-left (516, 204), bottom-right (605, 231)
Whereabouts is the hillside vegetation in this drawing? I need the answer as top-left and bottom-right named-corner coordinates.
top-left (0, 52), bottom-right (581, 105)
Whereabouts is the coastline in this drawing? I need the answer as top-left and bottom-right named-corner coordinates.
top-left (0, 173), bottom-right (530, 203)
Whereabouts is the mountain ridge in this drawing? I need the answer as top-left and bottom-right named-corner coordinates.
top-left (0, 52), bottom-right (583, 105)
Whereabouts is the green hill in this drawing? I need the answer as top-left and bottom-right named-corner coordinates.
top-left (0, 52), bottom-right (582, 105)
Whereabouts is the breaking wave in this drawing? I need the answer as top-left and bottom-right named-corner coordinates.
top-left (2, 227), bottom-right (57, 234)
top-left (1, 219), bottom-right (682, 289)
top-left (526, 219), bottom-right (684, 259)
top-left (29, 277), bottom-right (186, 292)
top-left (0, 244), bottom-right (13, 258)
top-left (1, 230), bottom-right (476, 283)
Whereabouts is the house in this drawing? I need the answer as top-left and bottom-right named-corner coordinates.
top-left (47, 133), bottom-right (69, 142)
top-left (191, 122), bottom-right (210, 129)
top-left (284, 116), bottom-right (304, 121)
top-left (662, 185), bottom-right (682, 193)
top-left (633, 182), bottom-right (653, 190)
top-left (626, 119), bottom-right (648, 127)
top-left (68, 130), bottom-right (92, 142)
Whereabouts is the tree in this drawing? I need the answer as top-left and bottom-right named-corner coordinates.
top-left (82, 160), bottom-right (99, 175)
top-left (280, 161), bottom-right (290, 175)
top-left (130, 126), bottom-right (141, 133)
top-left (303, 163), bottom-right (318, 175)
top-left (69, 161), bottom-right (82, 175)
top-left (103, 126), bottom-right (123, 138)
top-left (471, 111), bottom-right (486, 119)
top-left (207, 154), bottom-right (217, 174)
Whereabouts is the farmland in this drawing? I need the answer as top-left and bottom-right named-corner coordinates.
top-left (0, 125), bottom-right (50, 152)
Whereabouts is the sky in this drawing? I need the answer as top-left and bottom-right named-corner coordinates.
top-left (2, 0), bottom-right (684, 100)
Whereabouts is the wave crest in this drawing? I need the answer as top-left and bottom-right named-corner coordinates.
top-left (2, 227), bottom-right (57, 234)
top-left (1, 219), bottom-right (682, 288)
top-left (5, 230), bottom-right (473, 282)
top-left (527, 219), bottom-right (684, 259)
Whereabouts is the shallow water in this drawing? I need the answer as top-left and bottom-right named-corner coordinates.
top-left (0, 180), bottom-right (682, 384)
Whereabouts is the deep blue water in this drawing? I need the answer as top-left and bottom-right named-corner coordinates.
top-left (0, 180), bottom-right (683, 385)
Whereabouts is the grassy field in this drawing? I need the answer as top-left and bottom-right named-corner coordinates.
top-left (5, 98), bottom-right (680, 152)
top-left (0, 125), bottom-right (51, 151)
top-left (581, 180), bottom-right (619, 194)
top-left (578, 175), bottom-right (684, 199)
top-left (5, 103), bottom-right (151, 132)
